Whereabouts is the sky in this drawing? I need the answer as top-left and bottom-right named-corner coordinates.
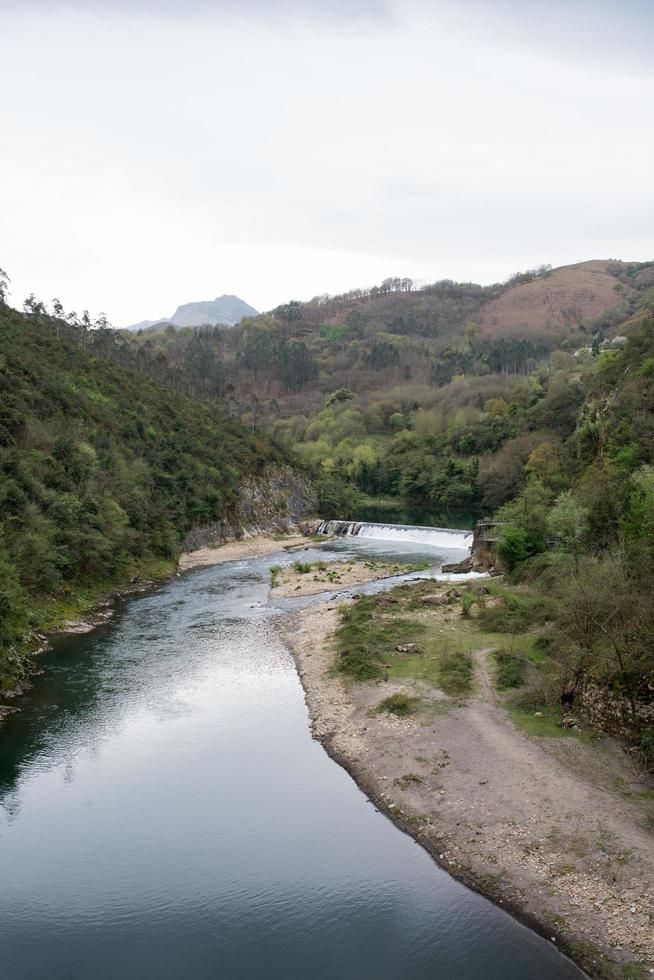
top-left (1, 0), bottom-right (653, 325)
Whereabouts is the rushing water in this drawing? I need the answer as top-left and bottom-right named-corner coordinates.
top-left (316, 519), bottom-right (474, 551)
top-left (0, 537), bottom-right (585, 979)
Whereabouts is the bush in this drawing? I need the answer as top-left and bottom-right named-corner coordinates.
top-left (375, 692), bottom-right (415, 716)
top-left (496, 526), bottom-right (540, 570)
top-left (439, 649), bottom-right (473, 695)
top-left (476, 589), bottom-right (552, 634)
top-left (293, 561), bottom-right (312, 574)
top-left (639, 730), bottom-right (654, 771)
top-left (494, 649), bottom-right (526, 689)
top-left (461, 592), bottom-right (476, 617)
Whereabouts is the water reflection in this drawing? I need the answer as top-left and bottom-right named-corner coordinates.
top-left (0, 541), bottom-right (586, 979)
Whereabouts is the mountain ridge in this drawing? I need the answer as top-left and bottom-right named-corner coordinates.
top-left (126, 293), bottom-right (258, 331)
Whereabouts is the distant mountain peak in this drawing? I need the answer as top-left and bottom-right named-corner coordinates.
top-left (125, 294), bottom-right (258, 331)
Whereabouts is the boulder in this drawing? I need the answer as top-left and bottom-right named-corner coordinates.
top-left (441, 556), bottom-right (473, 574)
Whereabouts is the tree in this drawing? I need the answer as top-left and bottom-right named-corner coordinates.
top-left (0, 267), bottom-right (10, 305)
top-left (553, 553), bottom-right (651, 723)
top-left (278, 340), bottom-right (317, 393)
top-left (547, 490), bottom-right (587, 550)
top-left (325, 387), bottom-right (354, 407)
top-left (23, 293), bottom-right (46, 317)
top-left (496, 526), bottom-right (533, 570)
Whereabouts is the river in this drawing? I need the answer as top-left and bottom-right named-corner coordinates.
top-left (0, 534), bottom-right (585, 979)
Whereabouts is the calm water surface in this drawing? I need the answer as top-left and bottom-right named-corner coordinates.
top-left (0, 539), bottom-right (585, 979)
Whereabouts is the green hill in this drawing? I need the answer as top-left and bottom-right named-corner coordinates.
top-left (0, 302), bottom-right (298, 692)
top-left (119, 259), bottom-right (654, 523)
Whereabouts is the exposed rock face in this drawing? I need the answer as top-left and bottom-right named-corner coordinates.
top-left (181, 465), bottom-right (316, 551)
top-left (580, 682), bottom-right (654, 739)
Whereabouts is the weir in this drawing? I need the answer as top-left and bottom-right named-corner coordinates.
top-left (316, 519), bottom-right (473, 552)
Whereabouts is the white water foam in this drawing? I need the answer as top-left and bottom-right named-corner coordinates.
top-left (317, 520), bottom-right (472, 552)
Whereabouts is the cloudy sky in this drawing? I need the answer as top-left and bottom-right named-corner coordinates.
top-left (1, 0), bottom-right (653, 325)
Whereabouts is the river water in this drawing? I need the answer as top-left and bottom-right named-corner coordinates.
top-left (0, 537), bottom-right (585, 979)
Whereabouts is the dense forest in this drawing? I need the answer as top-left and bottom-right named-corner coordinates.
top-left (0, 297), bottom-right (289, 692)
top-left (487, 313), bottom-right (654, 764)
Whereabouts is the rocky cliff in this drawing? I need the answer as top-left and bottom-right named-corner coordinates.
top-left (181, 465), bottom-right (316, 552)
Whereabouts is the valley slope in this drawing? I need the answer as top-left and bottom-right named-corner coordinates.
top-left (0, 302), bottom-right (310, 694)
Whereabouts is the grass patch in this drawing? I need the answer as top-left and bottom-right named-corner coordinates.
top-left (566, 939), bottom-right (614, 980)
top-left (476, 587), bottom-right (553, 634)
top-left (375, 692), bottom-right (417, 717)
top-left (270, 564), bottom-right (282, 586)
top-left (394, 772), bottom-right (424, 789)
top-left (438, 649), bottom-right (473, 696)
top-left (293, 561), bottom-right (313, 574)
top-left (508, 703), bottom-right (578, 738)
top-left (336, 584), bottom-right (477, 692)
top-left (493, 649), bottom-right (527, 690)
top-left (461, 592), bottom-right (476, 618)
top-left (508, 704), bottom-right (568, 737)
top-left (334, 594), bottom-right (426, 680)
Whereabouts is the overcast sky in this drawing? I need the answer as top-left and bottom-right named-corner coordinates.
top-left (1, 0), bottom-right (653, 325)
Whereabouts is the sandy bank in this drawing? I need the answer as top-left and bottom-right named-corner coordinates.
top-left (271, 558), bottom-right (419, 598)
top-left (178, 533), bottom-right (313, 571)
top-left (282, 603), bottom-right (654, 980)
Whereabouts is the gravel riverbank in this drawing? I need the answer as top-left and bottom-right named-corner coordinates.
top-left (178, 532), bottom-right (313, 570)
top-left (282, 598), bottom-right (654, 980)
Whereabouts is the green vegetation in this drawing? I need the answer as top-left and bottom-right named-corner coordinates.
top-left (334, 585), bottom-right (476, 695)
top-left (375, 693), bottom-right (416, 717)
top-left (104, 260), bottom-right (654, 527)
top-left (507, 705), bottom-right (579, 739)
top-left (394, 771), bottom-right (423, 787)
top-left (438, 649), bottom-right (474, 696)
top-left (475, 587), bottom-right (553, 634)
top-left (493, 649), bottom-right (527, 690)
top-left (478, 317), bottom-right (654, 762)
top-left (334, 595), bottom-right (427, 680)
top-left (4, 259), bottom-right (654, 757)
top-left (269, 565), bottom-right (282, 586)
top-left (0, 302), bottom-right (289, 691)
top-left (461, 591), bottom-right (476, 618)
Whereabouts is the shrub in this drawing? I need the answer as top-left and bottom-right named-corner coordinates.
top-left (461, 592), bottom-right (476, 617)
top-left (496, 526), bottom-right (538, 570)
top-left (639, 730), bottom-right (654, 772)
top-left (439, 650), bottom-right (473, 695)
top-left (476, 589), bottom-right (552, 634)
top-left (375, 692), bottom-right (415, 717)
top-left (494, 649), bottom-right (526, 689)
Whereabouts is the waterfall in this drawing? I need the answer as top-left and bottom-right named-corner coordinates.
top-left (316, 520), bottom-right (472, 552)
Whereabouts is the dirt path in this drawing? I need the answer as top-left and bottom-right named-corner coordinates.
top-left (472, 647), bottom-right (496, 701)
top-left (283, 605), bottom-right (654, 980)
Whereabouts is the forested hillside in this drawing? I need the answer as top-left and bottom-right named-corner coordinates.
top-left (474, 312), bottom-right (654, 766)
top-left (120, 259), bottom-right (654, 523)
top-left (0, 301), bottom-right (291, 692)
